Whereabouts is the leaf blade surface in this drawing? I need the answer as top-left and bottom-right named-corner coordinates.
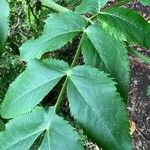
top-left (20, 12), bottom-right (86, 62)
top-left (84, 23), bottom-right (129, 100)
top-left (0, 107), bottom-right (83, 150)
top-left (67, 65), bottom-right (132, 150)
top-left (75, 0), bottom-right (108, 14)
top-left (99, 7), bottom-right (150, 48)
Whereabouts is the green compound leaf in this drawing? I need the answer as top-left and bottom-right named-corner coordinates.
top-left (75, 0), bottom-right (108, 14)
top-left (20, 12), bottom-right (86, 62)
top-left (99, 7), bottom-right (150, 48)
top-left (1, 59), bottom-right (69, 118)
top-left (0, 107), bottom-right (84, 150)
top-left (138, 0), bottom-right (150, 5)
top-left (84, 23), bottom-right (129, 101)
top-left (0, 0), bottom-right (10, 54)
top-left (67, 65), bottom-right (132, 150)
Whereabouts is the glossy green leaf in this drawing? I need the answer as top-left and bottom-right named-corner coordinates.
top-left (0, 107), bottom-right (83, 150)
top-left (84, 23), bottom-right (129, 101)
top-left (138, 0), bottom-right (150, 5)
top-left (75, 0), bottom-right (108, 14)
top-left (20, 12), bottom-right (86, 62)
top-left (67, 65), bottom-right (132, 150)
top-left (0, 0), bottom-right (10, 54)
top-left (1, 59), bottom-right (69, 118)
top-left (99, 7), bottom-right (150, 48)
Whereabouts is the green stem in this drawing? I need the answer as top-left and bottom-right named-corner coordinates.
top-left (90, 13), bottom-right (98, 20)
top-left (54, 33), bottom-right (85, 113)
top-left (54, 76), bottom-right (69, 113)
top-left (129, 48), bottom-right (150, 64)
top-left (41, 0), bottom-right (69, 13)
top-left (70, 33), bottom-right (85, 68)
top-left (26, 2), bottom-right (32, 29)
top-left (26, 0), bottom-right (39, 24)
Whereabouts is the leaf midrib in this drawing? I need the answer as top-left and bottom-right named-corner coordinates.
top-left (46, 110), bottom-right (55, 150)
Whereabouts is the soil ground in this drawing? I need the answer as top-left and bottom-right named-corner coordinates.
top-left (129, 52), bottom-right (150, 150)
top-left (127, 1), bottom-right (150, 150)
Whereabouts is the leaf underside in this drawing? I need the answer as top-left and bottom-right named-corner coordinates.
top-left (1, 59), bottom-right (69, 118)
top-left (67, 65), bottom-right (132, 150)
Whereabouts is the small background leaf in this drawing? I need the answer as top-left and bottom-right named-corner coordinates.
top-left (130, 121), bottom-right (136, 135)
top-left (0, 0), bottom-right (10, 54)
